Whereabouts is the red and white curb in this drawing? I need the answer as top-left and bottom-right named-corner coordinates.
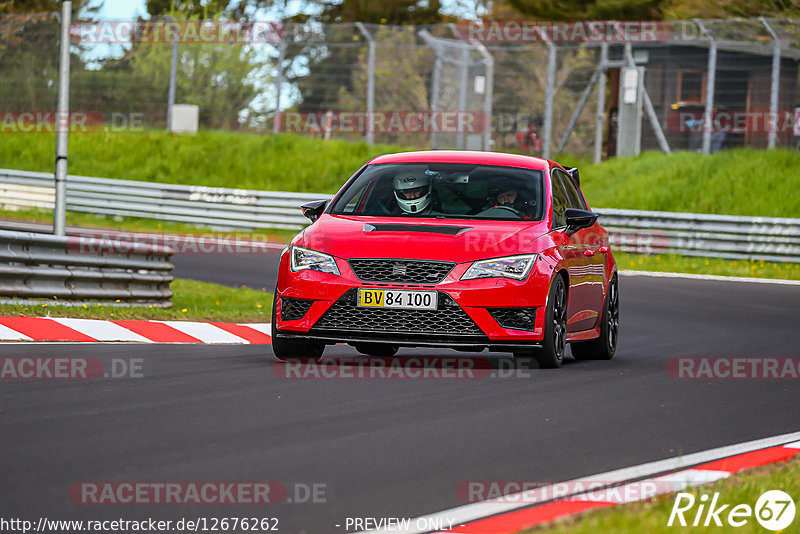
top-left (359, 431), bottom-right (800, 534)
top-left (0, 317), bottom-right (272, 344)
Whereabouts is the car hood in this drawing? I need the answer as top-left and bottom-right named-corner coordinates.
top-left (299, 214), bottom-right (550, 263)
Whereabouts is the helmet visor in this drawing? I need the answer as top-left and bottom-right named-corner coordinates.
top-left (397, 185), bottom-right (428, 200)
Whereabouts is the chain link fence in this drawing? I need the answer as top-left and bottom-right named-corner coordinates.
top-left (2, 15), bottom-right (800, 158)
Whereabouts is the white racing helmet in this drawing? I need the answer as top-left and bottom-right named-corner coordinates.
top-left (393, 173), bottom-right (432, 214)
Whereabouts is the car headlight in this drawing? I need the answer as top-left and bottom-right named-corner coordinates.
top-left (290, 246), bottom-right (340, 275)
top-left (461, 254), bottom-right (537, 281)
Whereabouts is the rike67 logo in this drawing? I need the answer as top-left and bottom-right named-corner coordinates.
top-left (668, 490), bottom-right (796, 531)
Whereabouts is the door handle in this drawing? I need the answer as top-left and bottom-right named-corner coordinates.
top-left (598, 246), bottom-right (609, 254)
top-left (584, 249), bottom-right (596, 257)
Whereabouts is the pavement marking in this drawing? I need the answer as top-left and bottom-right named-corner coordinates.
top-left (0, 323), bottom-right (33, 341)
top-left (358, 430), bottom-right (800, 534)
top-left (158, 321), bottom-right (251, 344)
top-left (620, 270), bottom-right (800, 286)
top-left (0, 317), bottom-right (97, 342)
top-left (0, 316), bottom-right (272, 344)
top-left (52, 317), bottom-right (153, 343)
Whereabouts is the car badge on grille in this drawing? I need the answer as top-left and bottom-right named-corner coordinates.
top-left (392, 263), bottom-right (407, 276)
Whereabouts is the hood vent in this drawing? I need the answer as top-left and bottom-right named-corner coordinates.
top-left (364, 224), bottom-right (471, 235)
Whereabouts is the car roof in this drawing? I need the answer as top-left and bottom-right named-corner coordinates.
top-left (367, 150), bottom-right (550, 171)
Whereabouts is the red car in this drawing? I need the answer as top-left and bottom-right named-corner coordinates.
top-left (272, 151), bottom-right (618, 368)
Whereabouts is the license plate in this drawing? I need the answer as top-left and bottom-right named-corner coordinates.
top-left (357, 289), bottom-right (437, 310)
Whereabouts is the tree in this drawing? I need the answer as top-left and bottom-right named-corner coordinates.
top-left (285, 0), bottom-right (446, 113)
top-left (0, 1), bottom-right (99, 112)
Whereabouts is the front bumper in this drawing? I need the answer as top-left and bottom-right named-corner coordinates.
top-left (275, 252), bottom-right (553, 347)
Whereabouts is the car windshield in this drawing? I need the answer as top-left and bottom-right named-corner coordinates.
top-left (329, 163), bottom-right (545, 221)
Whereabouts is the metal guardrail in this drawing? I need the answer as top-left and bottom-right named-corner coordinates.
top-left (1, 168), bottom-right (799, 263)
top-left (597, 208), bottom-right (800, 263)
top-left (0, 229), bottom-right (174, 306)
top-left (0, 168), bottom-right (328, 231)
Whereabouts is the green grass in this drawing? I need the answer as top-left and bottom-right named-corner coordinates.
top-left (525, 455), bottom-right (800, 534)
top-left (615, 252), bottom-right (800, 281)
top-left (580, 149), bottom-right (800, 218)
top-left (0, 130), bottom-right (412, 192)
top-left (0, 279), bottom-right (273, 322)
top-left (4, 130), bottom-right (800, 214)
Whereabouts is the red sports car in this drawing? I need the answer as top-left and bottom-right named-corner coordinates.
top-left (272, 150), bottom-right (618, 368)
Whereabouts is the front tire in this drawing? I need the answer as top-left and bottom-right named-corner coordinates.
top-left (515, 274), bottom-right (567, 369)
top-left (271, 294), bottom-right (325, 362)
top-left (571, 274), bottom-right (618, 361)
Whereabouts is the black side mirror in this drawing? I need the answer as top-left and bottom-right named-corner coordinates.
top-left (565, 208), bottom-right (597, 234)
top-left (566, 167), bottom-right (580, 186)
top-left (301, 200), bottom-right (328, 222)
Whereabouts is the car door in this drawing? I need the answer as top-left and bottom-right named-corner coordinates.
top-left (551, 167), bottom-right (601, 332)
top-left (554, 168), bottom-right (606, 330)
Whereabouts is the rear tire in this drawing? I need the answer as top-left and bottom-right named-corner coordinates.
top-left (571, 275), bottom-right (618, 361)
top-left (354, 343), bottom-right (399, 357)
top-left (271, 294), bottom-right (325, 363)
top-left (515, 274), bottom-right (567, 369)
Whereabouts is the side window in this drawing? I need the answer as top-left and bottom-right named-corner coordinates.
top-left (550, 169), bottom-right (568, 228)
top-left (556, 169), bottom-right (587, 210)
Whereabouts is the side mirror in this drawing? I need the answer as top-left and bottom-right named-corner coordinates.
top-left (566, 167), bottom-right (580, 186)
top-left (301, 200), bottom-right (328, 222)
top-left (564, 208), bottom-right (597, 234)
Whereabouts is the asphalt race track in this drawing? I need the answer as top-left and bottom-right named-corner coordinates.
top-left (2, 248), bottom-right (799, 533)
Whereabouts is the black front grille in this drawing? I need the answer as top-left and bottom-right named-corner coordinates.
top-left (348, 259), bottom-right (455, 284)
top-left (312, 289), bottom-right (483, 337)
top-left (280, 297), bottom-right (314, 321)
top-left (488, 308), bottom-right (537, 331)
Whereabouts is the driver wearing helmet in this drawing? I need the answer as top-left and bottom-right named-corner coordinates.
top-left (487, 182), bottom-right (534, 217)
top-left (495, 187), bottom-right (518, 207)
top-left (393, 173), bottom-right (433, 215)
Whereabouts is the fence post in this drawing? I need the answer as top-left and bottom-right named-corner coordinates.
top-left (760, 17), bottom-right (781, 150)
top-left (695, 20), bottom-right (716, 155)
top-left (542, 39), bottom-right (556, 159)
top-left (54, 0), bottom-right (72, 236)
top-left (166, 18), bottom-right (178, 132)
top-left (622, 44), bottom-right (671, 154)
top-left (594, 43), bottom-right (608, 164)
top-left (457, 46), bottom-right (469, 149)
top-left (355, 23), bottom-right (375, 145)
top-left (419, 30), bottom-right (442, 149)
top-left (272, 35), bottom-right (287, 134)
top-left (470, 40), bottom-right (494, 151)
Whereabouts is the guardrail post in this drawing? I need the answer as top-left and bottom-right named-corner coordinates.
top-left (760, 17), bottom-right (781, 150)
top-left (54, 0), bottom-right (72, 237)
